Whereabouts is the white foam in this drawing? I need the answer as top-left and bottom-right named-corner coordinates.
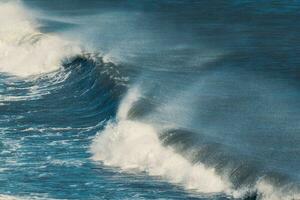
top-left (91, 87), bottom-right (232, 195)
top-left (0, 1), bottom-right (81, 77)
top-left (91, 120), bottom-right (231, 194)
top-left (0, 195), bottom-right (20, 200)
top-left (255, 179), bottom-right (300, 200)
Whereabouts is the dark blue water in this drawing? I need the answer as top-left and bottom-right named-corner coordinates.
top-left (0, 1), bottom-right (299, 199)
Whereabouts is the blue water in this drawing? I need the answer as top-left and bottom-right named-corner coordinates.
top-left (0, 1), bottom-right (299, 199)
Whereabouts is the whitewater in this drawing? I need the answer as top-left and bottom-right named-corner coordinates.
top-left (0, 1), bottom-right (299, 200)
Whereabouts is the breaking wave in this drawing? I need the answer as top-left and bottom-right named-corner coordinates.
top-left (0, 1), bottom-right (81, 76)
top-left (0, 1), bottom-right (299, 200)
top-left (91, 87), bottom-right (300, 200)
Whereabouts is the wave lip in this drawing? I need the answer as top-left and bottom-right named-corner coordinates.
top-left (0, 1), bottom-right (81, 77)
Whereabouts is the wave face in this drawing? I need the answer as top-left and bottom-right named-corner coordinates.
top-left (1, 0), bottom-right (300, 200)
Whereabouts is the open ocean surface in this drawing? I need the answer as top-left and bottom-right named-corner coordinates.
top-left (0, 0), bottom-right (299, 199)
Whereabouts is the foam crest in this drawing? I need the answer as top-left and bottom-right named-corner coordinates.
top-left (91, 120), bottom-right (230, 194)
top-left (0, 1), bottom-right (81, 76)
top-left (91, 87), bottom-right (232, 195)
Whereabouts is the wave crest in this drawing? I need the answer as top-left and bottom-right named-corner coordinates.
top-left (0, 1), bottom-right (81, 76)
top-left (91, 88), bottom-right (233, 195)
top-left (91, 87), bottom-right (300, 200)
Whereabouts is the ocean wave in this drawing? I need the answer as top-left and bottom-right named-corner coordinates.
top-left (91, 88), bottom-right (235, 196)
top-left (1, 1), bottom-right (299, 200)
top-left (0, 1), bottom-right (81, 76)
top-left (91, 87), bottom-right (300, 200)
